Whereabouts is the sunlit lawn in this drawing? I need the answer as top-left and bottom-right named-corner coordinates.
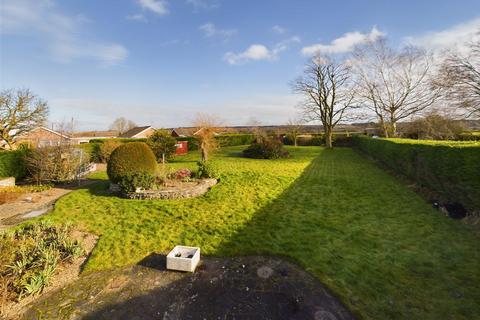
top-left (38, 146), bottom-right (479, 319)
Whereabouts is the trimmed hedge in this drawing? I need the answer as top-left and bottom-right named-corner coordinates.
top-left (107, 142), bottom-right (157, 184)
top-left (216, 134), bottom-right (255, 147)
top-left (85, 134), bottom-right (255, 157)
top-left (0, 150), bottom-right (27, 179)
top-left (353, 135), bottom-right (480, 214)
top-left (283, 133), bottom-right (357, 147)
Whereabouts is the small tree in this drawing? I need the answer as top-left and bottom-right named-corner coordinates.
top-left (285, 118), bottom-right (304, 146)
top-left (0, 89), bottom-right (48, 149)
top-left (293, 54), bottom-right (356, 148)
top-left (146, 129), bottom-right (177, 163)
top-left (192, 113), bottom-right (221, 161)
top-left (109, 117), bottom-right (137, 135)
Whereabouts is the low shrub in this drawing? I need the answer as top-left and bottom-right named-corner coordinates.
top-left (77, 143), bottom-right (102, 163)
top-left (0, 184), bottom-right (52, 194)
top-left (117, 173), bottom-right (155, 193)
top-left (0, 150), bottom-right (27, 179)
top-left (24, 145), bottom-right (90, 184)
top-left (243, 137), bottom-right (289, 159)
top-left (352, 135), bottom-right (480, 214)
top-left (0, 222), bottom-right (83, 302)
top-left (196, 161), bottom-right (219, 179)
top-left (107, 142), bottom-right (157, 184)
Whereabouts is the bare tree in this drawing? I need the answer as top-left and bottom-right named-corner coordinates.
top-left (435, 39), bottom-right (480, 118)
top-left (285, 118), bottom-right (304, 146)
top-left (352, 39), bottom-right (441, 137)
top-left (192, 113), bottom-right (222, 161)
top-left (293, 55), bottom-right (356, 148)
top-left (0, 89), bottom-right (48, 149)
top-left (109, 117), bottom-right (137, 134)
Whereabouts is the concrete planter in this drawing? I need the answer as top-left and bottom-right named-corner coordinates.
top-left (166, 245), bottom-right (200, 272)
top-left (0, 177), bottom-right (15, 187)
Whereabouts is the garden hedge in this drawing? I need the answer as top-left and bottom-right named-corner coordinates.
top-left (352, 135), bottom-right (480, 214)
top-left (86, 134), bottom-right (256, 157)
top-left (0, 150), bottom-right (27, 179)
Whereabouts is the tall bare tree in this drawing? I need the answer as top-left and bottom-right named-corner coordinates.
top-left (109, 117), bottom-right (137, 134)
top-left (435, 39), bottom-right (480, 118)
top-left (352, 39), bottom-right (441, 137)
top-left (293, 55), bottom-right (355, 148)
top-left (0, 89), bottom-right (48, 149)
top-left (192, 113), bottom-right (222, 161)
top-left (285, 118), bottom-right (304, 146)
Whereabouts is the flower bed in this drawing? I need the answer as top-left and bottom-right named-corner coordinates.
top-left (119, 178), bottom-right (217, 200)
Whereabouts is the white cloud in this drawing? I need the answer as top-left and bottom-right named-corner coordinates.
top-left (272, 25), bottom-right (286, 35)
top-left (137, 0), bottom-right (168, 15)
top-left (302, 26), bottom-right (385, 55)
top-left (126, 14), bottom-right (147, 22)
top-left (199, 23), bottom-right (237, 39)
top-left (225, 37), bottom-right (300, 65)
top-left (186, 0), bottom-right (219, 10)
top-left (403, 17), bottom-right (480, 53)
top-left (1, 0), bottom-right (128, 66)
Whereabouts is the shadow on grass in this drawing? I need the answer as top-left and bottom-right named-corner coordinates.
top-left (212, 148), bottom-right (479, 319)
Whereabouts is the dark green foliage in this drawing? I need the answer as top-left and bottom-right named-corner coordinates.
top-left (196, 160), bottom-right (219, 179)
top-left (283, 133), bottom-right (355, 147)
top-left (147, 130), bottom-right (178, 162)
top-left (0, 222), bottom-right (83, 301)
top-left (176, 136), bottom-right (199, 151)
top-left (458, 133), bottom-right (480, 141)
top-left (78, 143), bottom-right (102, 163)
top-left (117, 173), bottom-right (155, 193)
top-left (353, 136), bottom-right (480, 214)
top-left (0, 150), bottom-right (27, 179)
top-left (243, 137), bottom-right (289, 159)
top-left (216, 134), bottom-right (255, 147)
top-left (107, 142), bottom-right (157, 184)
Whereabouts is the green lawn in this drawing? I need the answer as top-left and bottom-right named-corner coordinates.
top-left (37, 146), bottom-right (479, 319)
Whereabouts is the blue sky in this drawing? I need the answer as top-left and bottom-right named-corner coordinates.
top-left (1, 0), bottom-right (479, 130)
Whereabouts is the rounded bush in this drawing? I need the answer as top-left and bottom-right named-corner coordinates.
top-left (107, 142), bottom-right (157, 184)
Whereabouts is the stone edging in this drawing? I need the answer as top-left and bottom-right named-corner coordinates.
top-left (115, 178), bottom-right (218, 200)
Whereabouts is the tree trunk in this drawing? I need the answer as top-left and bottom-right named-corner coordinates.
top-left (201, 148), bottom-right (207, 162)
top-left (162, 153), bottom-right (165, 164)
top-left (294, 137), bottom-right (297, 147)
top-left (325, 129), bottom-right (333, 148)
top-left (391, 121), bottom-right (397, 137)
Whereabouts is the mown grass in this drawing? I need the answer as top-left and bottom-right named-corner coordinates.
top-left (36, 146), bottom-right (479, 319)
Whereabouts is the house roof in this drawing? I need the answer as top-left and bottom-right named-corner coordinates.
top-left (72, 130), bottom-right (118, 138)
top-left (170, 127), bottom-right (197, 137)
top-left (29, 126), bottom-right (71, 139)
top-left (119, 126), bottom-right (153, 138)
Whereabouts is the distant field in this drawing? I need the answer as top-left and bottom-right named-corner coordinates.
top-left (33, 146), bottom-right (480, 319)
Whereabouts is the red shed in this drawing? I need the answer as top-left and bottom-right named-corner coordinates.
top-left (175, 141), bottom-right (188, 155)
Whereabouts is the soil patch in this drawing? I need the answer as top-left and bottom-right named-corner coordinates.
top-left (0, 180), bottom-right (97, 230)
top-left (1, 232), bottom-right (98, 319)
top-left (21, 255), bottom-right (355, 320)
